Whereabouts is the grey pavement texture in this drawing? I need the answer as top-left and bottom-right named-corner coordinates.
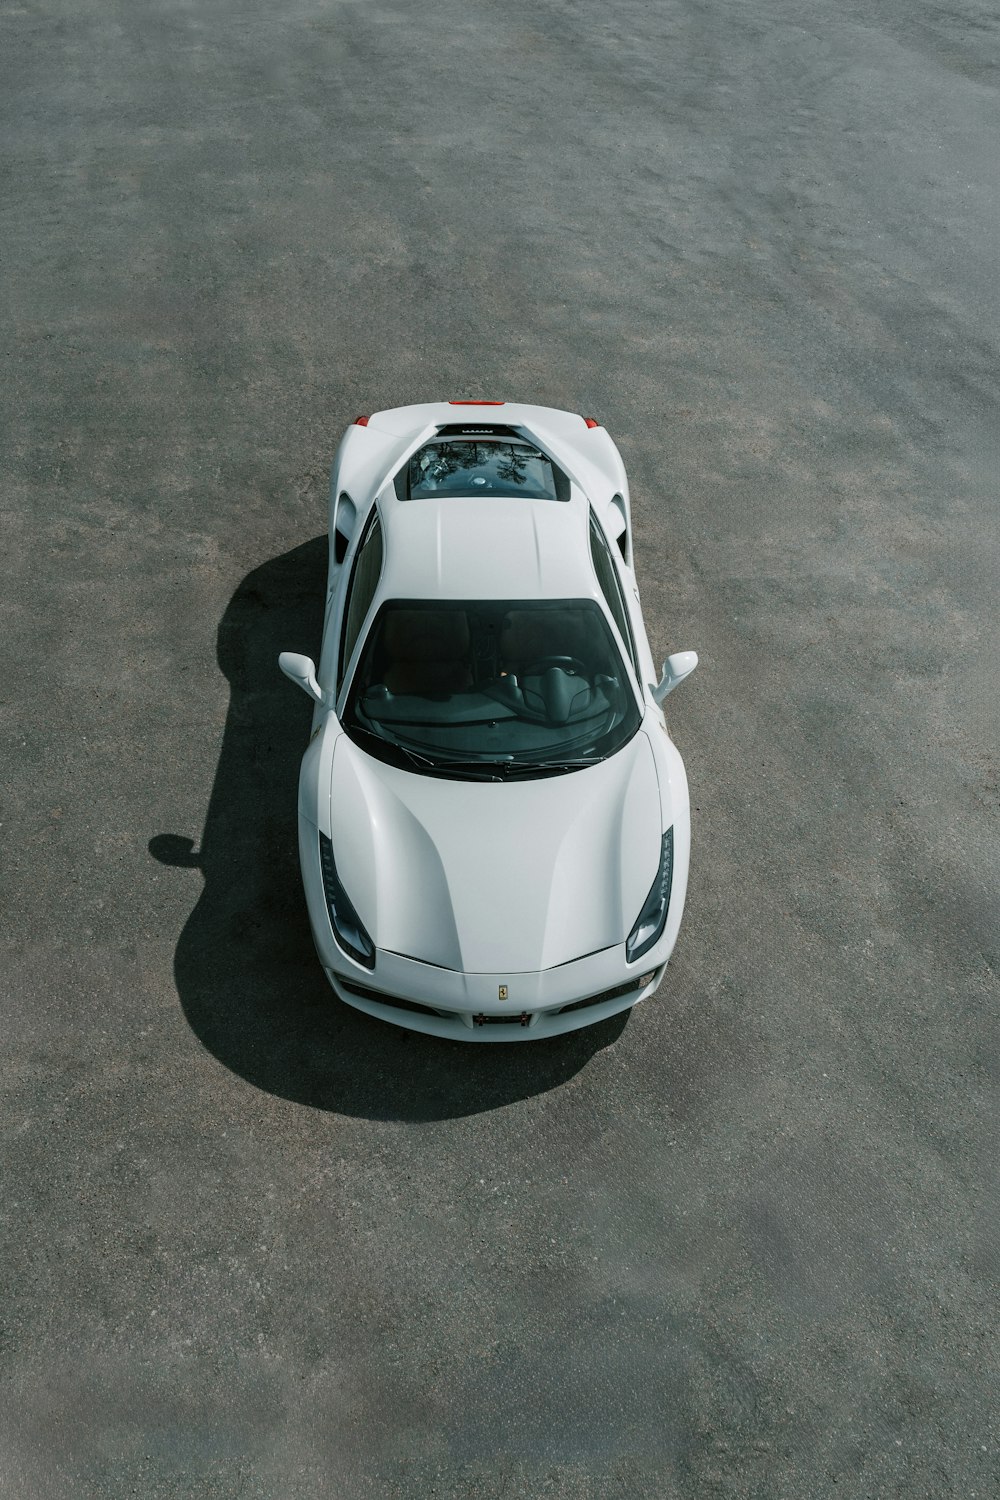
top-left (2, 0), bottom-right (998, 1495)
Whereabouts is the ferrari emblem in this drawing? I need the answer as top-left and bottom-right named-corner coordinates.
top-left (498, 985), bottom-right (508, 1001)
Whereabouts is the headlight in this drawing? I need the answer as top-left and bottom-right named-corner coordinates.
top-left (318, 832), bottom-right (375, 969)
top-left (626, 827), bottom-right (673, 963)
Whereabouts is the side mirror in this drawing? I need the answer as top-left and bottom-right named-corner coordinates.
top-left (651, 650), bottom-right (698, 705)
top-left (278, 651), bottom-right (326, 706)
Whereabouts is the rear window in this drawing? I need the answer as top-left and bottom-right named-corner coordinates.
top-left (395, 437), bottom-right (569, 502)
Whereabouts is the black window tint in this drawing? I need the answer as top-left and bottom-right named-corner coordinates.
top-left (343, 597), bottom-right (640, 776)
top-left (338, 512), bottom-right (384, 688)
top-left (589, 511), bottom-right (639, 677)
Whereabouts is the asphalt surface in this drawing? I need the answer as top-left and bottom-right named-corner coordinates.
top-left (2, 0), bottom-right (998, 1495)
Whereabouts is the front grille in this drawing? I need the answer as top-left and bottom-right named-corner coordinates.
top-left (339, 974), bottom-right (653, 1026)
top-left (558, 976), bottom-right (647, 1016)
top-left (337, 979), bottom-right (443, 1020)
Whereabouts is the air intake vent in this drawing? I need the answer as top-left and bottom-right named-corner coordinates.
top-left (435, 423), bottom-right (521, 438)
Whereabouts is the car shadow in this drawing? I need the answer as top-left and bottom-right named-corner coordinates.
top-left (150, 536), bottom-right (627, 1121)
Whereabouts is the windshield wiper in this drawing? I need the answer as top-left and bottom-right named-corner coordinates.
top-left (500, 755), bottom-right (605, 778)
top-left (348, 724), bottom-right (439, 772)
top-left (425, 753), bottom-right (605, 780)
top-left (348, 726), bottom-right (602, 780)
top-left (420, 758), bottom-right (507, 782)
top-left (352, 729), bottom-right (508, 781)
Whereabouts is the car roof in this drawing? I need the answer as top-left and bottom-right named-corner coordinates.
top-left (376, 492), bottom-right (597, 602)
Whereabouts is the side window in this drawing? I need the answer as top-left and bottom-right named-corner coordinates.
top-left (589, 510), bottom-right (639, 678)
top-left (338, 511), bottom-right (384, 688)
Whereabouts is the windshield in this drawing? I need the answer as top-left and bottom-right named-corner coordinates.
top-left (343, 599), bottom-right (640, 778)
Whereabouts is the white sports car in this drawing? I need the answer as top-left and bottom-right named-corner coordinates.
top-left (279, 402), bottom-right (697, 1041)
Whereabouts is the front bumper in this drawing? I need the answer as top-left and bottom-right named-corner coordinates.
top-left (298, 809), bottom-right (681, 1042)
top-left (320, 945), bottom-right (667, 1042)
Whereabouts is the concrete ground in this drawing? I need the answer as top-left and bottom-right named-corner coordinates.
top-left (2, 0), bottom-right (997, 1495)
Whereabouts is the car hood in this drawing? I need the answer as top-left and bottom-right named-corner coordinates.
top-left (328, 731), bottom-right (662, 973)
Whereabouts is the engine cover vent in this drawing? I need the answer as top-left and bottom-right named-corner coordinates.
top-left (435, 423), bottom-right (522, 438)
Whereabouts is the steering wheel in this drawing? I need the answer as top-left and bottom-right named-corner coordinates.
top-left (519, 654), bottom-right (589, 679)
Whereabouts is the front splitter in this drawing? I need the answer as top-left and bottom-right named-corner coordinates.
top-left (322, 947), bottom-right (667, 1042)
